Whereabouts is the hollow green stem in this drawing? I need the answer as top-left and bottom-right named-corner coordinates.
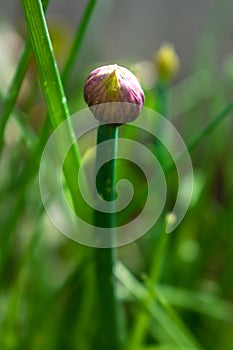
top-left (95, 124), bottom-right (118, 226)
top-left (94, 124), bottom-right (121, 350)
top-left (21, 0), bottom-right (70, 126)
top-left (21, 0), bottom-right (86, 216)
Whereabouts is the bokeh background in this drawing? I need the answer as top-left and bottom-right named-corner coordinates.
top-left (2, 0), bottom-right (233, 77)
top-left (1, 1), bottom-right (233, 350)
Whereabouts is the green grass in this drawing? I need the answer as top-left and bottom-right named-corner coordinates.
top-left (0, 0), bottom-right (233, 349)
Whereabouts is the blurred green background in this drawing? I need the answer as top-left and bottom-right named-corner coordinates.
top-left (0, 1), bottom-right (233, 349)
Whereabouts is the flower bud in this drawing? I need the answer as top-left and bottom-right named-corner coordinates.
top-left (84, 64), bottom-right (144, 124)
top-left (154, 43), bottom-right (179, 80)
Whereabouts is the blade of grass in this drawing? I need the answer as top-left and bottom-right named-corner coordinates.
top-left (152, 286), bottom-right (202, 348)
top-left (0, 0), bottom-right (50, 155)
top-left (127, 219), bottom-right (169, 349)
top-left (0, 87), bottom-right (37, 148)
top-left (154, 80), bottom-right (169, 168)
top-left (157, 284), bottom-right (233, 324)
top-left (126, 72), bottom-right (172, 349)
top-left (115, 262), bottom-right (203, 350)
top-left (62, 0), bottom-right (98, 83)
top-left (20, 0), bottom-right (87, 216)
top-left (1, 0), bottom-right (98, 278)
top-left (20, 0), bottom-right (71, 127)
top-left (164, 100), bottom-right (233, 174)
top-left (0, 0), bottom-right (97, 157)
top-left (140, 346), bottom-right (190, 350)
top-left (0, 39), bottom-right (31, 154)
top-left (186, 100), bottom-right (233, 153)
top-left (118, 100), bottom-right (233, 226)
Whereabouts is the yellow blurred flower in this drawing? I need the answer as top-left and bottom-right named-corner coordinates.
top-left (154, 43), bottom-right (180, 80)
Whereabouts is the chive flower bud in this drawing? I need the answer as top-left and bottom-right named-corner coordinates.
top-left (154, 43), bottom-right (179, 80)
top-left (84, 64), bottom-right (144, 124)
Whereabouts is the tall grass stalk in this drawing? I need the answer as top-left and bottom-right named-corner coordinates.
top-left (21, 0), bottom-right (88, 217)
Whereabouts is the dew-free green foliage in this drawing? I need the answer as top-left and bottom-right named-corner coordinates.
top-left (0, 1), bottom-right (233, 350)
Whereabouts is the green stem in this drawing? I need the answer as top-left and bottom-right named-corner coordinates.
top-left (187, 100), bottom-right (233, 153)
top-left (0, 39), bottom-right (31, 154)
top-left (156, 79), bottom-right (168, 117)
top-left (116, 263), bottom-right (203, 350)
top-left (21, 0), bottom-right (70, 126)
top-left (21, 0), bottom-right (85, 215)
top-left (127, 79), bottom-right (170, 349)
top-left (0, 0), bottom-right (96, 156)
top-left (62, 0), bottom-right (98, 83)
top-left (0, 0), bottom-right (50, 155)
top-left (94, 124), bottom-right (121, 350)
top-left (127, 220), bottom-right (168, 349)
top-left (1, 0), bottom-right (96, 278)
top-left (154, 78), bottom-right (169, 167)
top-left (164, 100), bottom-right (233, 174)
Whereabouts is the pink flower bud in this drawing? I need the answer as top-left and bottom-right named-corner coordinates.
top-left (84, 64), bottom-right (144, 124)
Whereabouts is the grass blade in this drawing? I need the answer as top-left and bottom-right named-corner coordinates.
top-left (21, 0), bottom-right (84, 213)
top-left (115, 262), bottom-right (203, 350)
top-left (62, 0), bottom-right (98, 83)
top-left (0, 0), bottom-right (50, 155)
